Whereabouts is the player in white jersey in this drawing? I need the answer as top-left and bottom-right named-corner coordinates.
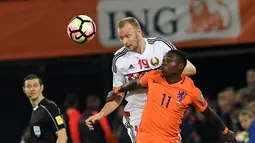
top-left (85, 17), bottom-right (196, 143)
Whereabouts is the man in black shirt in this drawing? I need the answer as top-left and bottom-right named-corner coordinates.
top-left (23, 74), bottom-right (67, 143)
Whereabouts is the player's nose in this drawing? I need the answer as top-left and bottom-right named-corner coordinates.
top-left (29, 87), bottom-right (35, 91)
top-left (122, 38), bottom-right (128, 45)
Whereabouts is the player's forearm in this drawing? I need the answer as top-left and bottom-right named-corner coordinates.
top-left (56, 137), bottom-right (67, 143)
top-left (100, 94), bottom-right (124, 117)
top-left (56, 129), bottom-right (68, 143)
top-left (117, 79), bottom-right (142, 93)
top-left (201, 106), bottom-right (228, 135)
top-left (182, 60), bottom-right (196, 76)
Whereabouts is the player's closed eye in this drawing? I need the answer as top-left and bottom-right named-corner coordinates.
top-left (26, 84), bottom-right (39, 89)
top-left (162, 58), bottom-right (171, 64)
top-left (162, 58), bottom-right (167, 63)
top-left (26, 85), bottom-right (31, 89)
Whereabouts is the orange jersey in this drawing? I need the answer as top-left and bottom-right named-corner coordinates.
top-left (137, 70), bottom-right (208, 143)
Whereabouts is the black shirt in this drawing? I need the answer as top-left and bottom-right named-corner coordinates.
top-left (29, 98), bottom-right (66, 143)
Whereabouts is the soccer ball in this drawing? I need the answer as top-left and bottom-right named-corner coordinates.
top-left (67, 15), bottom-right (96, 44)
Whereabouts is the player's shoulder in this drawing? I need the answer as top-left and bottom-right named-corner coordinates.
top-left (113, 47), bottom-right (129, 62)
top-left (183, 76), bottom-right (201, 95)
top-left (114, 46), bottom-right (128, 55)
top-left (146, 36), bottom-right (176, 50)
top-left (183, 76), bottom-right (196, 87)
top-left (112, 47), bottom-right (129, 73)
top-left (144, 70), bottom-right (162, 79)
top-left (140, 70), bottom-right (162, 85)
top-left (40, 98), bottom-right (59, 110)
top-left (184, 75), bottom-right (193, 83)
top-left (147, 70), bottom-right (161, 75)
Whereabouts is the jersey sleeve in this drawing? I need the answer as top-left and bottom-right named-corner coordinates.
top-left (112, 57), bottom-right (125, 88)
top-left (45, 102), bottom-right (66, 132)
top-left (156, 37), bottom-right (177, 53)
top-left (190, 88), bottom-right (208, 112)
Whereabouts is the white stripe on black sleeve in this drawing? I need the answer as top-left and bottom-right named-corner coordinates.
top-left (41, 105), bottom-right (59, 130)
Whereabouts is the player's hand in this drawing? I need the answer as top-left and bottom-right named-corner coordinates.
top-left (222, 130), bottom-right (237, 143)
top-left (106, 90), bottom-right (116, 102)
top-left (85, 113), bottom-right (104, 131)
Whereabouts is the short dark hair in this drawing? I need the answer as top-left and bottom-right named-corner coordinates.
top-left (166, 50), bottom-right (187, 66)
top-left (23, 74), bottom-right (43, 87)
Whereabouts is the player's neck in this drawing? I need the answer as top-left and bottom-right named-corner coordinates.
top-left (30, 95), bottom-right (44, 107)
top-left (135, 38), bottom-right (146, 54)
top-left (165, 75), bottom-right (182, 84)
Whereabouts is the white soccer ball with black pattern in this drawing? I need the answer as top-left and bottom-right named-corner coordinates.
top-left (67, 15), bottom-right (96, 44)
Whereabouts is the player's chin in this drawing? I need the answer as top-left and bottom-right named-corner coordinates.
top-left (125, 46), bottom-right (132, 50)
top-left (160, 70), bottom-right (167, 76)
top-left (127, 46), bottom-right (136, 51)
top-left (161, 72), bottom-right (167, 77)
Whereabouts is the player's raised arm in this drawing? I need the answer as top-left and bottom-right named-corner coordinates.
top-left (112, 70), bottom-right (158, 95)
top-left (183, 60), bottom-right (196, 76)
top-left (113, 79), bottom-right (143, 94)
top-left (105, 79), bottom-right (143, 103)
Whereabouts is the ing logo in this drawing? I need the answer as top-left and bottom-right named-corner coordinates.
top-left (186, 0), bottom-right (232, 33)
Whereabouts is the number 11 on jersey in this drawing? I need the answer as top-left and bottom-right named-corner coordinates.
top-left (161, 93), bottom-right (171, 108)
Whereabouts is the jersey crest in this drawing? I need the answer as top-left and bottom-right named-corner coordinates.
top-left (150, 57), bottom-right (160, 66)
top-left (33, 126), bottom-right (41, 137)
top-left (177, 91), bottom-right (186, 102)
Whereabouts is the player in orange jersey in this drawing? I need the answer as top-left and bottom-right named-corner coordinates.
top-left (104, 50), bottom-right (236, 143)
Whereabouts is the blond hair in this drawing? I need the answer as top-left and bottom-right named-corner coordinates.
top-left (118, 17), bottom-right (141, 30)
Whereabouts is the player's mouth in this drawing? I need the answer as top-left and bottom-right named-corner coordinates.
top-left (126, 45), bottom-right (132, 49)
top-left (160, 65), bottom-right (168, 74)
top-left (159, 66), bottom-right (164, 72)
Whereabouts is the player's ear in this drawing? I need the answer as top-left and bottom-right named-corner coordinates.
top-left (41, 84), bottom-right (44, 92)
top-left (22, 86), bottom-right (25, 93)
top-left (137, 28), bottom-right (142, 36)
top-left (179, 63), bottom-right (185, 70)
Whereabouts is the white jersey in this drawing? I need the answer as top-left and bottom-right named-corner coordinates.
top-left (112, 37), bottom-right (177, 108)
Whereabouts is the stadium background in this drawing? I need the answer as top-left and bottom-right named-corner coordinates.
top-left (0, 0), bottom-right (254, 142)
